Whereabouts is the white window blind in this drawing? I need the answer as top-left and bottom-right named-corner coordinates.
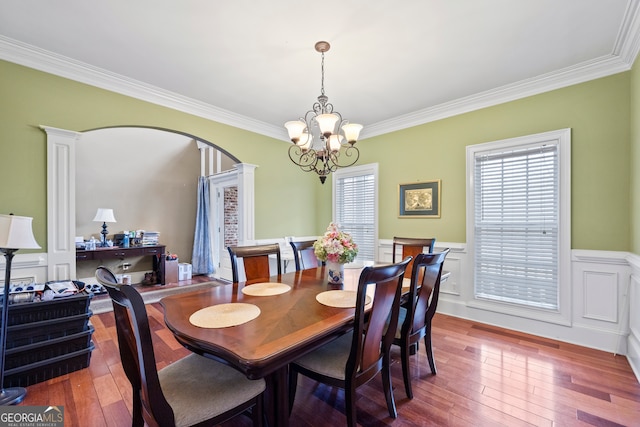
top-left (334, 165), bottom-right (377, 262)
top-left (474, 143), bottom-right (559, 310)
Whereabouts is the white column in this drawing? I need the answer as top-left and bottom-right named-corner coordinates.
top-left (42, 125), bottom-right (81, 280)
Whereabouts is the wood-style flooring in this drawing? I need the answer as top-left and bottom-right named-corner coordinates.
top-left (17, 280), bottom-right (640, 426)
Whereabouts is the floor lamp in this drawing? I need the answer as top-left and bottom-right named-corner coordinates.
top-left (0, 214), bottom-right (40, 405)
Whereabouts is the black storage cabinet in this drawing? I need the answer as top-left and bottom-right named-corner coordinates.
top-left (1, 293), bottom-right (94, 387)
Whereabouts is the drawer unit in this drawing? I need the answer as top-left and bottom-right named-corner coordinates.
top-left (4, 346), bottom-right (94, 388)
top-left (1, 293), bottom-right (94, 386)
top-left (76, 245), bottom-right (167, 284)
top-left (5, 326), bottom-right (94, 370)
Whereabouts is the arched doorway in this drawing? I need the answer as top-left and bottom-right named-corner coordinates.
top-left (43, 125), bottom-right (255, 283)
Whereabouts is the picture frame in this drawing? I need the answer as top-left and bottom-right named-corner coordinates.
top-left (398, 180), bottom-right (441, 218)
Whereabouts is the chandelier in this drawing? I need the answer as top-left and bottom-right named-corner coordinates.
top-left (285, 41), bottom-right (363, 184)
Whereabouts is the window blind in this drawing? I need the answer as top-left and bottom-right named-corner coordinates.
top-left (335, 173), bottom-right (375, 262)
top-left (474, 143), bottom-right (559, 309)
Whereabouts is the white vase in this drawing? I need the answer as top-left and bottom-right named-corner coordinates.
top-left (326, 261), bottom-right (345, 285)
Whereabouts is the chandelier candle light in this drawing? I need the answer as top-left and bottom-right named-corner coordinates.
top-left (313, 222), bottom-right (358, 284)
top-left (285, 41), bottom-right (363, 184)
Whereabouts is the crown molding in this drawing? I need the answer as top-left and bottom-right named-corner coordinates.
top-left (1, 9), bottom-right (638, 143)
top-left (362, 53), bottom-right (632, 139)
top-left (615, 0), bottom-right (640, 63)
top-left (363, 0), bottom-right (640, 139)
top-left (0, 36), bottom-right (286, 141)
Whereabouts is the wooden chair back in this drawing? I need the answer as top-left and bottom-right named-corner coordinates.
top-left (227, 243), bottom-right (281, 283)
top-left (95, 265), bottom-right (118, 286)
top-left (392, 237), bottom-right (436, 279)
top-left (289, 240), bottom-right (321, 271)
top-left (350, 257), bottom-right (412, 386)
top-left (404, 250), bottom-right (449, 338)
top-left (394, 249), bottom-right (449, 398)
top-left (97, 266), bottom-right (175, 426)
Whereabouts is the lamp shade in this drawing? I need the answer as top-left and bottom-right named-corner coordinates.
top-left (0, 214), bottom-right (40, 250)
top-left (284, 120), bottom-right (306, 143)
top-left (341, 123), bottom-right (363, 143)
top-left (93, 208), bottom-right (116, 223)
top-left (316, 113), bottom-right (339, 137)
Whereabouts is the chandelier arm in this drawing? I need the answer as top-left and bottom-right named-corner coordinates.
top-left (288, 145), bottom-right (318, 168)
top-left (329, 146), bottom-right (360, 168)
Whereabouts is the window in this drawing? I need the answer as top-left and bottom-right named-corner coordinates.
top-left (333, 163), bottom-right (378, 263)
top-left (466, 129), bottom-right (571, 323)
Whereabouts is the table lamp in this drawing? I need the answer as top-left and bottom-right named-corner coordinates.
top-left (0, 213), bottom-right (40, 405)
top-left (93, 208), bottom-right (116, 247)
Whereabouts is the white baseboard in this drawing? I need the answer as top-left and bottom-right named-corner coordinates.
top-left (438, 299), bottom-right (628, 354)
top-left (629, 330), bottom-right (640, 381)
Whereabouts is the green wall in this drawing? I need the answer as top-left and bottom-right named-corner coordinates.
top-left (1, 59), bottom-right (633, 252)
top-left (631, 57), bottom-right (640, 253)
top-left (345, 73), bottom-right (630, 250)
top-left (0, 60), bottom-right (321, 246)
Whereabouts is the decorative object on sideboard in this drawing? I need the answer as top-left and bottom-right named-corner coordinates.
top-left (0, 213), bottom-right (40, 405)
top-left (284, 41), bottom-right (363, 184)
top-left (92, 208), bottom-right (117, 247)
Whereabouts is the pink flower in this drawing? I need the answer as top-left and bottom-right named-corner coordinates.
top-left (313, 222), bottom-right (358, 264)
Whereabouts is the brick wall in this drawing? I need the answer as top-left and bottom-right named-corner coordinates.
top-left (224, 186), bottom-right (238, 247)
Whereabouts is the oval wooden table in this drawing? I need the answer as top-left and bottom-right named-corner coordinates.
top-left (160, 265), bottom-right (364, 427)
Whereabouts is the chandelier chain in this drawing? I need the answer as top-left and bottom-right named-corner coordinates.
top-left (320, 51), bottom-right (325, 97)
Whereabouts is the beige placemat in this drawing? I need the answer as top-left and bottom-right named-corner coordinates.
top-left (189, 303), bottom-right (261, 328)
top-left (241, 282), bottom-right (291, 296)
top-left (316, 290), bottom-right (372, 308)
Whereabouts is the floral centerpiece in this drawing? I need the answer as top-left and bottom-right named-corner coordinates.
top-left (314, 222), bottom-right (358, 284)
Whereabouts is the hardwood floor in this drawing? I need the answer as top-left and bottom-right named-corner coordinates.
top-left (17, 284), bottom-right (640, 426)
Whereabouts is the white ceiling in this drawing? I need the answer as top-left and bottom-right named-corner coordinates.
top-left (1, 0), bottom-right (639, 141)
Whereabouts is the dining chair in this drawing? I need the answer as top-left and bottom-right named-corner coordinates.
top-left (288, 257), bottom-right (412, 427)
top-left (227, 243), bottom-right (281, 283)
top-left (95, 265), bottom-right (119, 287)
top-left (289, 240), bottom-right (321, 271)
top-left (392, 237), bottom-right (436, 280)
top-left (393, 249), bottom-right (449, 399)
top-left (95, 266), bottom-right (265, 427)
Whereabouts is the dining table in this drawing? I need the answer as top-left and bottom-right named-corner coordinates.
top-left (160, 264), bottom-right (368, 427)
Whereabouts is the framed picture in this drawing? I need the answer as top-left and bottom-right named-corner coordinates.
top-left (398, 180), bottom-right (441, 218)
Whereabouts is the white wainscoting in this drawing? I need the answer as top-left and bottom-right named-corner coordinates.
top-left (378, 239), bottom-right (636, 381)
top-left (626, 253), bottom-right (640, 381)
top-left (0, 252), bottom-right (49, 286)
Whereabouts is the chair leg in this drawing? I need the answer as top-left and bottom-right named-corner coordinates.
top-left (251, 394), bottom-right (263, 427)
top-left (382, 352), bottom-right (398, 418)
top-left (288, 367), bottom-right (298, 415)
top-left (409, 342), bottom-right (418, 355)
top-left (344, 380), bottom-right (358, 427)
top-left (132, 389), bottom-right (144, 427)
top-left (425, 325), bottom-right (437, 374)
top-left (400, 340), bottom-right (414, 399)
